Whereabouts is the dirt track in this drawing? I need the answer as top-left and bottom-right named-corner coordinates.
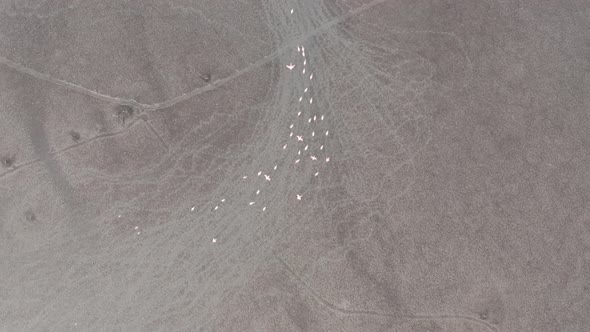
top-left (1, 0), bottom-right (589, 331)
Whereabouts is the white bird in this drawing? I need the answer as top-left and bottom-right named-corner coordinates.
top-left (312, 131), bottom-right (315, 136)
top-left (256, 190), bottom-right (260, 195)
top-left (310, 155), bottom-right (317, 160)
top-left (290, 132), bottom-right (294, 137)
top-left (325, 130), bottom-right (329, 136)
top-left (326, 157), bottom-right (330, 162)
top-left (286, 63), bottom-right (296, 70)
top-left (302, 51), bottom-right (305, 57)
top-left (221, 198), bottom-right (225, 203)
top-left (304, 145), bottom-right (309, 151)
top-left (243, 176), bottom-right (248, 179)
top-left (310, 98), bottom-right (313, 104)
top-left (295, 159), bottom-right (300, 164)
top-left (297, 111), bottom-right (302, 116)
top-left (214, 206), bottom-right (219, 210)
top-left (283, 144), bottom-right (288, 149)
top-left (304, 88), bottom-right (308, 92)
top-left (264, 174), bottom-right (271, 181)
top-left (310, 74), bottom-right (313, 80)
top-left (303, 59), bottom-right (307, 65)
top-left (290, 8), bottom-right (294, 14)
top-left (262, 206), bottom-right (267, 211)
top-left (258, 171), bottom-right (262, 176)
top-left (297, 135), bottom-right (304, 141)
top-left (320, 145), bottom-right (324, 150)
top-left (321, 115), bottom-right (324, 120)
top-left (212, 238), bottom-right (217, 243)
top-left (290, 124), bottom-right (294, 128)
top-left (297, 46), bottom-right (300, 52)
top-left (274, 165), bottom-right (278, 170)
top-left (313, 115), bottom-right (316, 121)
top-left (302, 68), bottom-right (306, 74)
top-left (308, 118), bottom-right (312, 123)
top-left (296, 194), bottom-right (302, 200)
top-left (249, 201), bottom-right (255, 206)
top-left (302, 47), bottom-right (305, 52)
top-left (299, 96), bottom-right (303, 102)
top-left (314, 172), bottom-right (319, 176)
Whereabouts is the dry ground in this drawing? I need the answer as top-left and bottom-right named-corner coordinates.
top-left (0, 0), bottom-right (589, 331)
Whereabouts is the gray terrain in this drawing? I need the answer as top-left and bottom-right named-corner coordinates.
top-left (1, 0), bottom-right (589, 331)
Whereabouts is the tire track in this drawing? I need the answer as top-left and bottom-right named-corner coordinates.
top-left (0, 0), bottom-right (388, 112)
top-left (276, 255), bottom-right (499, 332)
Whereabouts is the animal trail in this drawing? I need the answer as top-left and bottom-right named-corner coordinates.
top-left (192, 42), bottom-right (334, 223)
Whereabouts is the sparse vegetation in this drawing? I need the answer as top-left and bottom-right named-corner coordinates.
top-left (199, 72), bottom-right (212, 83)
top-left (69, 130), bottom-right (81, 142)
top-left (115, 104), bottom-right (134, 124)
top-left (24, 209), bottom-right (36, 222)
top-left (0, 154), bottom-right (15, 168)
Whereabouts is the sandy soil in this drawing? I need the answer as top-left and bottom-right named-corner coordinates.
top-left (1, 0), bottom-right (589, 331)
